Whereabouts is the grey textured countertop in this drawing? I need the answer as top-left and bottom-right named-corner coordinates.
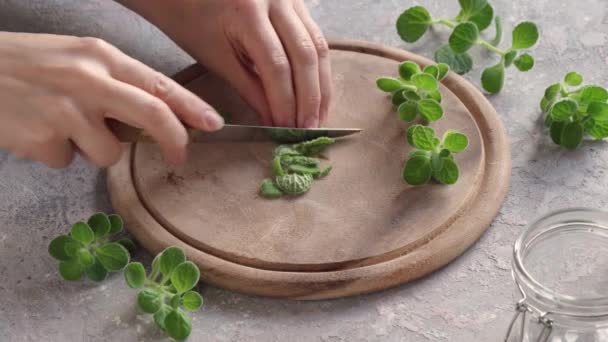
top-left (1, 0), bottom-right (607, 341)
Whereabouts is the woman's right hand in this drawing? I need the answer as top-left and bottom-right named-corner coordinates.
top-left (0, 32), bottom-right (224, 168)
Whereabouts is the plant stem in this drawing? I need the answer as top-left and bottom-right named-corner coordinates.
top-left (432, 18), bottom-right (457, 29)
top-left (477, 40), bottom-right (507, 55)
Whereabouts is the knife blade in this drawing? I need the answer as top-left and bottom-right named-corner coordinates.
top-left (108, 119), bottom-right (361, 144)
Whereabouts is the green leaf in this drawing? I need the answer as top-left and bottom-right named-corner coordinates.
top-left (544, 113), bottom-right (553, 127)
top-left (85, 259), bottom-right (108, 282)
top-left (160, 246), bottom-right (186, 277)
top-left (398, 101), bottom-right (418, 122)
top-left (423, 65), bottom-right (439, 79)
top-left (550, 99), bottom-right (578, 121)
top-left (588, 102), bottom-right (608, 121)
top-left (70, 222), bottom-right (94, 245)
top-left (271, 156), bottom-right (285, 177)
top-left (108, 214), bottom-right (123, 235)
top-left (449, 22), bottom-right (480, 53)
top-left (403, 90), bottom-right (421, 101)
top-left (403, 155), bottom-right (432, 186)
top-left (49, 235), bottom-right (75, 261)
top-left (436, 63), bottom-right (450, 80)
top-left (443, 131), bottom-right (469, 152)
top-left (550, 121), bottom-right (565, 145)
top-left (64, 241), bottom-right (81, 258)
top-left (293, 137), bottom-right (335, 156)
top-left (260, 179), bottom-right (283, 198)
top-left (287, 164), bottom-right (321, 176)
top-left (411, 73), bottom-right (438, 92)
top-left (410, 125), bottom-right (440, 150)
top-left (490, 16), bottom-right (503, 46)
top-left (458, 0), bottom-right (488, 17)
top-left (560, 122), bottom-right (584, 149)
top-left (417, 99), bottom-right (444, 121)
top-left (544, 83), bottom-right (562, 101)
top-left (406, 126), bottom-right (416, 145)
top-left (434, 45), bottom-right (473, 75)
top-left (95, 243), bottom-right (130, 272)
top-left (125, 262), bottom-right (146, 289)
top-left (77, 249), bottom-right (95, 268)
top-left (541, 98), bottom-right (552, 114)
top-left (88, 213), bottom-right (111, 238)
top-left (181, 291), bottom-right (204, 311)
top-left (587, 120), bottom-right (608, 140)
top-left (426, 89), bottom-right (442, 102)
top-left (481, 63), bottom-right (505, 94)
top-left (318, 166), bottom-right (332, 178)
top-left (503, 51), bottom-right (517, 67)
top-left (154, 305), bottom-right (172, 331)
top-left (138, 288), bottom-right (163, 314)
top-left (273, 145), bottom-right (300, 158)
top-left (580, 86), bottom-right (608, 105)
top-left (396, 6), bottom-right (432, 43)
top-left (171, 261), bottom-right (200, 293)
top-left (276, 173), bottom-right (314, 196)
top-left (511, 21), bottom-right (539, 49)
top-left (391, 90), bottom-right (406, 106)
top-left (468, 3), bottom-right (493, 31)
top-left (433, 158), bottom-right (460, 185)
top-left (399, 61), bottom-right (421, 80)
top-left (59, 260), bottom-right (84, 281)
top-left (116, 238), bottom-right (136, 253)
top-left (376, 77), bottom-right (403, 92)
top-left (564, 72), bottom-right (583, 86)
top-left (514, 53), bottom-right (534, 71)
top-left (165, 309), bottom-right (192, 341)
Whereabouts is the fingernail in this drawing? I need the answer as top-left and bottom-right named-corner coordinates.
top-left (304, 116), bottom-right (319, 128)
top-left (204, 111), bottom-right (224, 131)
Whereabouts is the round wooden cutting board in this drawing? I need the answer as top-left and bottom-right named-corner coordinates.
top-left (108, 39), bottom-right (511, 300)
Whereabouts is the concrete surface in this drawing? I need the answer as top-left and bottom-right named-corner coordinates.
top-left (0, 0), bottom-right (607, 341)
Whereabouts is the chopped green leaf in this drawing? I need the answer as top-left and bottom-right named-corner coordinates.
top-left (260, 179), bottom-right (283, 198)
top-left (275, 174), bottom-right (313, 196)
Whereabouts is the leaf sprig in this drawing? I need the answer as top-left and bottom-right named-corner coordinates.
top-left (125, 246), bottom-right (203, 341)
top-left (404, 125), bottom-right (469, 185)
top-left (260, 137), bottom-right (334, 198)
top-left (48, 213), bottom-right (133, 281)
top-left (541, 72), bottom-right (608, 149)
top-left (377, 61), bottom-right (449, 123)
top-left (396, 0), bottom-right (539, 93)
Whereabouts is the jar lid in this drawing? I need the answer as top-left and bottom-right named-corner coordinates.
top-left (513, 207), bottom-right (608, 318)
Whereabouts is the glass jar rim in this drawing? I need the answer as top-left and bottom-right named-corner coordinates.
top-left (513, 207), bottom-right (608, 318)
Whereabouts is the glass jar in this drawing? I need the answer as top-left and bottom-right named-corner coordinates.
top-left (505, 208), bottom-right (608, 342)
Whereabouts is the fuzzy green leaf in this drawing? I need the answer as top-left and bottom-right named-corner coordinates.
top-left (125, 262), bottom-right (146, 289)
top-left (550, 121), bottom-right (565, 145)
top-left (403, 155), bottom-right (432, 186)
top-left (587, 120), bottom-right (608, 140)
top-left (433, 158), bottom-right (460, 184)
top-left (396, 6), bottom-right (432, 43)
top-left (154, 305), bottom-right (172, 331)
top-left (376, 78), bottom-right (403, 92)
top-left (417, 99), bottom-right (444, 121)
top-left (181, 291), bottom-right (204, 311)
top-left (434, 45), bottom-right (473, 75)
top-left (409, 125), bottom-right (440, 150)
top-left (59, 260), bottom-right (84, 281)
top-left (160, 246), bottom-right (186, 277)
top-left (560, 122), bottom-right (584, 149)
top-left (88, 213), bottom-right (111, 238)
top-left (449, 22), bottom-right (480, 53)
top-left (271, 156), bottom-right (285, 177)
top-left (95, 243), bottom-right (129, 272)
top-left (503, 51), bottom-right (517, 67)
top-left (490, 16), bottom-right (503, 46)
top-left (138, 288), bottom-right (163, 314)
top-left (458, 0), bottom-right (488, 18)
top-left (165, 309), bottom-right (192, 341)
top-left (443, 131), bottom-right (469, 152)
top-left (436, 63), bottom-right (450, 80)
top-left (391, 90), bottom-right (406, 106)
top-left (544, 83), bottom-right (562, 101)
top-left (511, 21), bottom-right (539, 49)
top-left (399, 61), bottom-right (421, 80)
top-left (426, 90), bottom-right (442, 103)
top-left (70, 222), bottom-right (94, 245)
top-left (564, 72), bottom-right (583, 86)
top-left (116, 238), bottom-right (136, 253)
top-left (481, 63), bottom-right (505, 94)
top-left (85, 259), bottom-right (108, 282)
top-left (293, 137), bottom-right (335, 156)
top-left (398, 101), bottom-right (418, 122)
top-left (77, 249), bottom-right (95, 268)
top-left (108, 214), bottom-right (123, 235)
top-left (260, 179), bottom-right (283, 198)
top-left (550, 99), bottom-right (578, 121)
top-left (514, 53), bottom-right (534, 71)
top-left (423, 65), bottom-right (439, 79)
top-left (588, 102), bottom-right (608, 121)
top-left (468, 3), bottom-right (493, 31)
top-left (580, 86), bottom-right (608, 105)
top-left (411, 73), bottom-right (438, 92)
top-left (275, 174), bottom-right (313, 196)
top-left (403, 90), bottom-right (421, 102)
top-left (49, 235), bottom-right (75, 261)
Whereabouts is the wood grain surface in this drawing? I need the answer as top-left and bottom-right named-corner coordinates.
top-left (108, 39), bottom-right (511, 300)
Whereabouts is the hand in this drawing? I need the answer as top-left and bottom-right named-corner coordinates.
top-left (0, 32), bottom-right (224, 168)
top-left (121, 0), bottom-right (332, 128)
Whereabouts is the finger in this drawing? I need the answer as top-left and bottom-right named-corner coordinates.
top-left (71, 121), bottom-right (123, 168)
top-left (240, 15), bottom-right (297, 127)
top-left (104, 47), bottom-right (224, 131)
top-left (293, 0), bottom-right (332, 124)
top-left (98, 78), bottom-right (189, 165)
top-left (32, 139), bottom-right (75, 169)
top-left (271, 3), bottom-right (321, 128)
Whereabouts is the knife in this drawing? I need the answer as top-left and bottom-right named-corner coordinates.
top-left (108, 119), bottom-right (362, 144)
